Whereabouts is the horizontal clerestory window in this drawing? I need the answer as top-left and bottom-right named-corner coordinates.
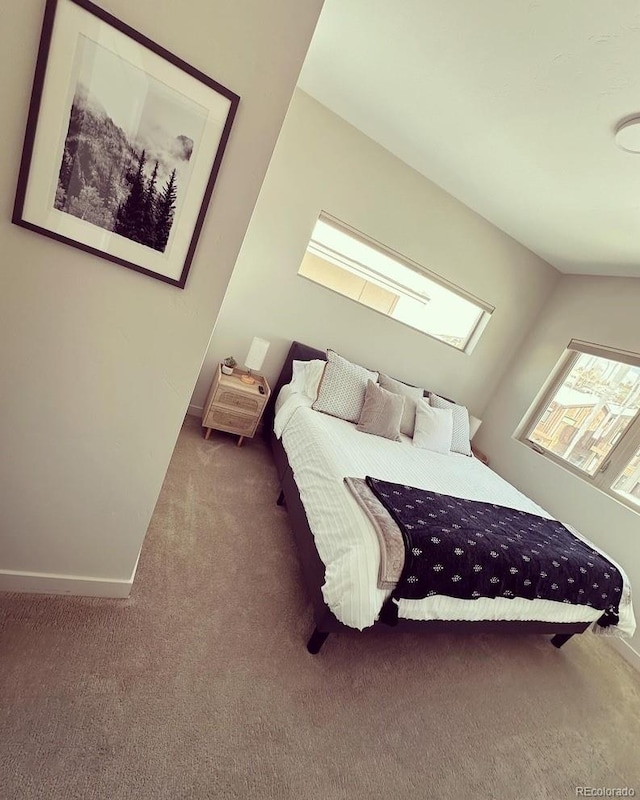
top-left (298, 213), bottom-right (493, 353)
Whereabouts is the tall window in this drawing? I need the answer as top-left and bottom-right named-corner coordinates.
top-left (298, 214), bottom-right (493, 353)
top-left (521, 340), bottom-right (640, 511)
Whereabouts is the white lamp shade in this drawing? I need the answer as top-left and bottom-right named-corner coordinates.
top-left (469, 414), bottom-right (482, 440)
top-left (244, 337), bottom-right (270, 372)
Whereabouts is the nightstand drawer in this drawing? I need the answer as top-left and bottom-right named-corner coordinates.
top-left (205, 407), bottom-right (257, 436)
top-left (214, 388), bottom-right (264, 415)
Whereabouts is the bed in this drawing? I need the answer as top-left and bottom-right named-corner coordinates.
top-left (264, 341), bottom-right (635, 654)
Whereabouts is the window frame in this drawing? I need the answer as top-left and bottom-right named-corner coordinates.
top-left (519, 339), bottom-right (640, 513)
top-left (300, 212), bottom-right (494, 354)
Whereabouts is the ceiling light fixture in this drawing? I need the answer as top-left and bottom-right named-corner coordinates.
top-left (615, 117), bottom-right (640, 153)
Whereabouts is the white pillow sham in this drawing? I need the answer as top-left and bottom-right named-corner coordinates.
top-left (290, 360), bottom-right (308, 394)
top-left (429, 393), bottom-right (472, 456)
top-left (412, 401), bottom-right (453, 454)
top-left (291, 359), bottom-right (326, 400)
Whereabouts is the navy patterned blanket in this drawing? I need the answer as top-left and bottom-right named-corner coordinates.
top-left (364, 477), bottom-right (622, 628)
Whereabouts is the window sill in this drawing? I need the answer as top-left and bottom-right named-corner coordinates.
top-left (515, 436), bottom-right (640, 517)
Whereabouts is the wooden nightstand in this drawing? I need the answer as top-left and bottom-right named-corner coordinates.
top-left (202, 365), bottom-right (271, 446)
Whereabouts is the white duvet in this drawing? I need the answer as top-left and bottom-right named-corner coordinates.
top-left (275, 387), bottom-right (635, 637)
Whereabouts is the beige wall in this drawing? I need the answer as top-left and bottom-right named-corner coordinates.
top-left (0, 0), bottom-right (323, 592)
top-left (191, 89), bottom-right (559, 416)
top-left (475, 275), bottom-right (640, 656)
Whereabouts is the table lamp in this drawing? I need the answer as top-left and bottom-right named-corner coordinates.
top-left (241, 337), bottom-right (270, 385)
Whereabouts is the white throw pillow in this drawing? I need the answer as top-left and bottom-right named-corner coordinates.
top-left (378, 373), bottom-right (424, 437)
top-left (290, 360), bottom-right (308, 394)
top-left (304, 360), bottom-right (326, 400)
top-left (413, 401), bottom-right (453, 454)
top-left (312, 350), bottom-right (379, 423)
top-left (429, 393), bottom-right (472, 456)
top-left (290, 359), bottom-right (327, 400)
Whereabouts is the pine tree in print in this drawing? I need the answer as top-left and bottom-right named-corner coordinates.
top-left (114, 149), bottom-right (148, 244)
top-left (155, 168), bottom-right (177, 253)
top-left (143, 161), bottom-right (159, 249)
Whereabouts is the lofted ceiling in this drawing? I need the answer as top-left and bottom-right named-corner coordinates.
top-left (298, 0), bottom-right (640, 277)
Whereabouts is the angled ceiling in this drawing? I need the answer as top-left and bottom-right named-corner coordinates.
top-left (298, 0), bottom-right (640, 276)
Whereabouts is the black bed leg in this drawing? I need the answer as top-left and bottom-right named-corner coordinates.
top-left (551, 633), bottom-right (574, 649)
top-left (276, 489), bottom-right (285, 506)
top-left (307, 627), bottom-right (330, 654)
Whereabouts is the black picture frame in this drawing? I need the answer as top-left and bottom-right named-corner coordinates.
top-left (13, 0), bottom-right (240, 288)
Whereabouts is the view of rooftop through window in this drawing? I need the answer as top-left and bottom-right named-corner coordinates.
top-left (299, 215), bottom-right (492, 352)
top-left (527, 350), bottom-right (640, 504)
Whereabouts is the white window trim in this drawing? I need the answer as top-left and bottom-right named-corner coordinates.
top-left (302, 212), bottom-right (494, 354)
top-left (518, 339), bottom-right (640, 514)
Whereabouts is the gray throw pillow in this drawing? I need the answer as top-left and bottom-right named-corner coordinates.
top-left (378, 373), bottom-right (424, 437)
top-left (356, 380), bottom-right (404, 441)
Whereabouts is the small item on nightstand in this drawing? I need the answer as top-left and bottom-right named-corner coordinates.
top-left (221, 356), bottom-right (236, 375)
top-left (258, 385), bottom-right (265, 395)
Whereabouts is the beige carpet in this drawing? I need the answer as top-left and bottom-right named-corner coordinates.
top-left (2, 415), bottom-right (640, 800)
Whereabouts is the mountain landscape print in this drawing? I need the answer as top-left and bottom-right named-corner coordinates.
top-left (54, 35), bottom-right (207, 253)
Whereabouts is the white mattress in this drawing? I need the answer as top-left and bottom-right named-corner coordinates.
top-left (275, 388), bottom-right (635, 637)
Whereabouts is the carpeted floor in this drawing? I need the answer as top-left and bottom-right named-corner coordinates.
top-left (2, 415), bottom-right (640, 800)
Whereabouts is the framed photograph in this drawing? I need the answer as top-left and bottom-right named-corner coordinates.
top-left (13, 0), bottom-right (240, 288)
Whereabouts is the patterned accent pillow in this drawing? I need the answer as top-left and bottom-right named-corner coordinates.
top-left (312, 350), bottom-right (378, 423)
top-left (378, 373), bottom-right (424, 437)
top-left (429, 393), bottom-right (472, 455)
top-left (356, 380), bottom-right (404, 441)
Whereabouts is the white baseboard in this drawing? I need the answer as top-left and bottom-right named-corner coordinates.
top-left (606, 636), bottom-right (640, 672)
top-left (187, 404), bottom-right (203, 417)
top-left (0, 569), bottom-right (132, 598)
